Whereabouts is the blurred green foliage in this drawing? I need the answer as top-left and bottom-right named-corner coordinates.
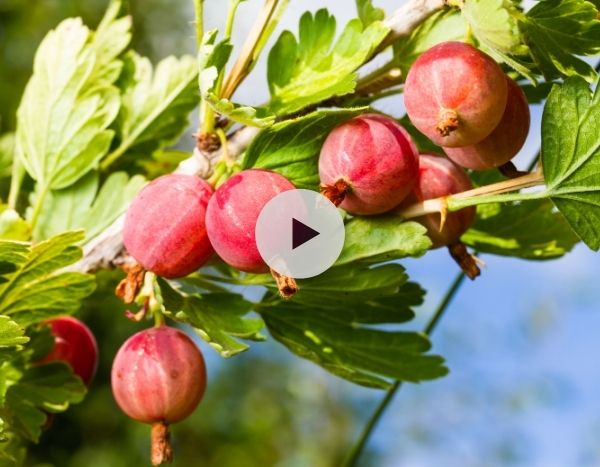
top-left (0, 0), bottom-right (193, 131)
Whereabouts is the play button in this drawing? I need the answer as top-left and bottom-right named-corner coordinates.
top-left (292, 218), bottom-right (319, 249)
top-left (255, 189), bottom-right (345, 279)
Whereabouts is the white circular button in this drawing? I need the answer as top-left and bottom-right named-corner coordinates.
top-left (255, 189), bottom-right (345, 279)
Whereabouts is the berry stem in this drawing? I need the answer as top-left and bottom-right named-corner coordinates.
top-left (447, 242), bottom-right (480, 279)
top-left (154, 308), bottom-right (166, 328)
top-left (436, 108), bottom-right (460, 136)
top-left (499, 161), bottom-right (528, 179)
top-left (151, 421), bottom-right (173, 465)
top-left (270, 269), bottom-right (298, 300)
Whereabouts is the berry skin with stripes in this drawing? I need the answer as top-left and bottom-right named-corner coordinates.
top-left (404, 41), bottom-right (508, 148)
top-left (406, 154), bottom-right (475, 248)
top-left (111, 326), bottom-right (206, 424)
top-left (443, 77), bottom-right (531, 170)
top-left (123, 174), bottom-right (214, 278)
top-left (206, 169), bottom-right (295, 273)
top-left (38, 316), bottom-right (98, 386)
top-left (319, 113), bottom-right (419, 215)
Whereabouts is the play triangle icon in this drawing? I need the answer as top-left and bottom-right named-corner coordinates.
top-left (292, 217), bottom-right (320, 249)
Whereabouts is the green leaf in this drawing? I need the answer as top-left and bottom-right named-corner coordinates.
top-left (267, 9), bottom-right (389, 115)
top-left (356, 0), bottom-right (385, 26)
top-left (34, 171), bottom-right (145, 242)
top-left (0, 432), bottom-right (25, 466)
top-left (0, 209), bottom-right (30, 242)
top-left (520, 0), bottom-right (600, 83)
top-left (242, 107), bottom-right (367, 189)
top-left (540, 77), bottom-right (600, 250)
top-left (393, 10), bottom-right (466, 76)
top-left (460, 170), bottom-right (579, 259)
top-left (0, 232), bottom-right (96, 325)
top-left (32, 173), bottom-right (97, 242)
top-left (260, 265), bottom-right (447, 388)
top-left (461, 0), bottom-right (537, 81)
top-left (4, 364), bottom-right (86, 442)
top-left (0, 317), bottom-right (28, 349)
top-left (336, 216), bottom-right (431, 265)
top-left (205, 94), bottom-right (275, 128)
top-left (0, 133), bottom-right (14, 179)
top-left (16, 14), bottom-right (127, 189)
top-left (137, 149), bottom-right (190, 178)
top-left (80, 172), bottom-right (145, 240)
top-left (198, 30), bottom-right (274, 128)
top-left (462, 200), bottom-right (580, 259)
top-left (158, 278), bottom-right (265, 358)
top-left (111, 51), bottom-right (199, 162)
top-left (461, 0), bottom-right (600, 83)
top-left (462, 0), bottom-right (523, 55)
top-left (91, 0), bottom-right (132, 84)
top-left (197, 29), bottom-right (233, 97)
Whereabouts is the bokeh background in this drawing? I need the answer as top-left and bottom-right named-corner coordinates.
top-left (1, 1), bottom-right (600, 466)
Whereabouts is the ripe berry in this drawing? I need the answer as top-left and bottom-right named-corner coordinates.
top-left (408, 154), bottom-right (475, 248)
top-left (319, 113), bottom-right (419, 215)
top-left (404, 41), bottom-right (508, 147)
top-left (111, 326), bottom-right (206, 465)
top-left (123, 174), bottom-right (214, 278)
top-left (205, 169), bottom-right (295, 273)
top-left (443, 78), bottom-right (530, 170)
top-left (38, 316), bottom-right (98, 386)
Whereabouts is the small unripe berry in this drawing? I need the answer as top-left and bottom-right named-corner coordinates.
top-left (408, 154), bottom-right (475, 247)
top-left (123, 174), bottom-right (214, 278)
top-left (111, 326), bottom-right (206, 425)
top-left (319, 113), bottom-right (419, 215)
top-left (38, 316), bottom-right (98, 386)
top-left (443, 78), bottom-right (530, 170)
top-left (404, 42), bottom-right (508, 147)
top-left (205, 169), bottom-right (295, 273)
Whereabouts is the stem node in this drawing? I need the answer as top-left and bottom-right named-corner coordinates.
top-left (151, 421), bottom-right (173, 465)
top-left (270, 269), bottom-right (298, 299)
top-left (320, 179), bottom-right (351, 207)
top-left (447, 242), bottom-right (480, 280)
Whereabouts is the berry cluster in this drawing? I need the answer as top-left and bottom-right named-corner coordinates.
top-left (121, 43), bottom-right (530, 284)
top-left (105, 40), bottom-right (530, 465)
top-left (320, 41), bottom-right (530, 273)
top-left (405, 41), bottom-right (530, 171)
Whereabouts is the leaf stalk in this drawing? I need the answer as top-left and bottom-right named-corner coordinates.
top-left (399, 170), bottom-right (546, 219)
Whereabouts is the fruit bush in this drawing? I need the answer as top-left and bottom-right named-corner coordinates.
top-left (0, 0), bottom-right (599, 465)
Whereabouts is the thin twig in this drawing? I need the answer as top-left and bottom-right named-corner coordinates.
top-left (221, 0), bottom-right (281, 99)
top-left (399, 170), bottom-right (545, 219)
top-left (379, 0), bottom-right (448, 52)
top-left (342, 272), bottom-right (467, 467)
